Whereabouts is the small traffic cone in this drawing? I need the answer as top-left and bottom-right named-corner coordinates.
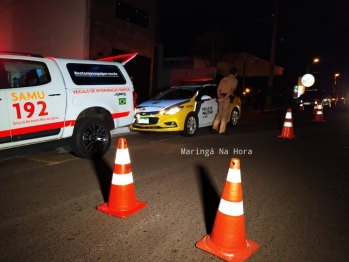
top-left (196, 158), bottom-right (259, 261)
top-left (313, 104), bottom-right (325, 122)
top-left (278, 108), bottom-right (296, 139)
top-left (97, 138), bottom-right (146, 218)
top-left (299, 100), bottom-right (304, 111)
top-left (312, 101), bottom-right (318, 114)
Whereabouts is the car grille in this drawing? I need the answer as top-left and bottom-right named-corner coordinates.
top-left (136, 111), bottom-right (159, 116)
top-left (132, 125), bottom-right (163, 129)
top-left (147, 117), bottom-right (159, 124)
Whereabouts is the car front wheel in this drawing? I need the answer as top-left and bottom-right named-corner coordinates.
top-left (181, 113), bottom-right (198, 137)
top-left (70, 117), bottom-right (111, 159)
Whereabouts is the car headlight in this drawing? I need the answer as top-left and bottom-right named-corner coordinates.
top-left (159, 106), bottom-right (183, 115)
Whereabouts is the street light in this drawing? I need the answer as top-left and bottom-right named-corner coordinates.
top-left (335, 73), bottom-right (340, 84)
top-left (334, 73), bottom-right (340, 92)
top-left (307, 58), bottom-right (320, 73)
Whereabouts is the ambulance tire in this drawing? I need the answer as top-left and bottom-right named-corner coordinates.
top-left (70, 117), bottom-right (111, 159)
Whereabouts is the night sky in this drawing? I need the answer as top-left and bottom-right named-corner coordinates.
top-left (159, 0), bottom-right (349, 89)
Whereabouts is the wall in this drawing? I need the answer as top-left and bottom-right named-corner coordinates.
top-left (157, 68), bottom-right (171, 91)
top-left (89, 0), bottom-right (157, 97)
top-left (0, 0), bottom-right (89, 58)
top-left (169, 68), bottom-right (217, 86)
top-left (89, 0), bottom-right (156, 59)
top-left (0, 0), bottom-right (13, 51)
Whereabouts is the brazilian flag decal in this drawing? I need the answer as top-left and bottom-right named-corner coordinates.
top-left (119, 98), bottom-right (126, 105)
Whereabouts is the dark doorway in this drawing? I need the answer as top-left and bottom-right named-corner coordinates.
top-left (112, 49), bottom-right (151, 103)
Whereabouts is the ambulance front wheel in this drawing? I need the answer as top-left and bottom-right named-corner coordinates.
top-left (70, 117), bottom-right (111, 159)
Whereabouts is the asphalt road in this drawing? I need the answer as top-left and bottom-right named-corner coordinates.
top-left (1, 105), bottom-right (349, 262)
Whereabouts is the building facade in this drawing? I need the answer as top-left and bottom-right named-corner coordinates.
top-left (0, 0), bottom-right (158, 102)
top-left (159, 53), bottom-right (284, 92)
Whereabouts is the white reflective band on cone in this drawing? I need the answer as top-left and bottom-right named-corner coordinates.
top-left (284, 122), bottom-right (292, 127)
top-left (115, 148), bottom-right (131, 164)
top-left (317, 112), bottom-right (323, 115)
top-left (218, 199), bottom-right (244, 216)
top-left (226, 169), bottom-right (242, 183)
top-left (112, 172), bottom-right (134, 185)
top-left (285, 112), bottom-right (292, 118)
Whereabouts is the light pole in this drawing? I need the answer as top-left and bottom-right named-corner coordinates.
top-left (335, 73), bottom-right (340, 84)
top-left (307, 58), bottom-right (320, 73)
top-left (334, 73), bottom-right (340, 92)
top-left (266, 0), bottom-right (279, 107)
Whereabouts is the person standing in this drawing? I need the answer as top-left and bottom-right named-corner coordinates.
top-left (212, 67), bottom-right (238, 135)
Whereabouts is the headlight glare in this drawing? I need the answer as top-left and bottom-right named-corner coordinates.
top-left (159, 106), bottom-right (183, 115)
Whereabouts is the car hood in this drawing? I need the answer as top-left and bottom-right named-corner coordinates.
top-left (136, 99), bottom-right (189, 113)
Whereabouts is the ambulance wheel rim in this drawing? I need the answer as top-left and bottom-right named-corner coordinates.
top-left (82, 124), bottom-right (108, 152)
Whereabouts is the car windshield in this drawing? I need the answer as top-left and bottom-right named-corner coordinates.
top-left (153, 87), bottom-right (197, 100)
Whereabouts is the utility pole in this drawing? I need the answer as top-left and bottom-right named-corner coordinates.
top-left (211, 31), bottom-right (215, 67)
top-left (266, 0), bottom-right (279, 107)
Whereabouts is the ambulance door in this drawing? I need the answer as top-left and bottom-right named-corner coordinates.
top-left (2, 58), bottom-right (67, 145)
top-left (0, 89), bottom-right (11, 145)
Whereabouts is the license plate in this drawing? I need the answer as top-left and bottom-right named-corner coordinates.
top-left (138, 117), bottom-right (149, 124)
top-left (303, 102), bottom-right (310, 105)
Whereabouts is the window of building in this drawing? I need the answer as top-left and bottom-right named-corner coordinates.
top-left (66, 63), bottom-right (126, 86)
top-left (116, 0), bottom-right (149, 28)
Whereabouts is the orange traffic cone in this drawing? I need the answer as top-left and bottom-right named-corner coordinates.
top-left (313, 104), bottom-right (325, 122)
top-left (196, 158), bottom-right (259, 261)
top-left (299, 100), bottom-right (304, 111)
top-left (312, 101), bottom-right (318, 114)
top-left (97, 138), bottom-right (146, 218)
top-left (278, 108), bottom-right (296, 139)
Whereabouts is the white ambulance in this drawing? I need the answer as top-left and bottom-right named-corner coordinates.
top-left (0, 52), bottom-right (137, 159)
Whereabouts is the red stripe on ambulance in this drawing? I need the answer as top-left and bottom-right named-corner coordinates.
top-left (0, 112), bottom-right (130, 138)
top-left (112, 111), bottom-right (130, 118)
top-left (11, 122), bottom-right (66, 136)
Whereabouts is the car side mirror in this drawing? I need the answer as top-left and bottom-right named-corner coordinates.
top-left (201, 95), bottom-right (211, 101)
